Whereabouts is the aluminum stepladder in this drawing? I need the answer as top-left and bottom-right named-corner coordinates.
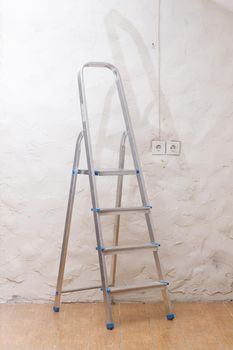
top-left (53, 62), bottom-right (175, 330)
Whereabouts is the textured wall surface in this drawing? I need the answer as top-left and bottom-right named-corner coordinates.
top-left (0, 0), bottom-right (233, 303)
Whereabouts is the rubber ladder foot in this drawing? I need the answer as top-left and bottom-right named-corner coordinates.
top-left (53, 306), bottom-right (60, 313)
top-left (106, 322), bottom-right (114, 330)
top-left (166, 313), bottom-right (175, 320)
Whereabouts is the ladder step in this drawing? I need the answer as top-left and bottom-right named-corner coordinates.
top-left (102, 242), bottom-right (160, 255)
top-left (108, 281), bottom-right (169, 294)
top-left (92, 206), bottom-right (152, 215)
top-left (76, 169), bottom-right (138, 176)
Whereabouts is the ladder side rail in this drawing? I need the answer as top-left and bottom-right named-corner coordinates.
top-left (110, 131), bottom-right (127, 287)
top-left (78, 67), bottom-right (113, 327)
top-left (54, 131), bottom-right (83, 311)
top-left (112, 66), bottom-right (173, 316)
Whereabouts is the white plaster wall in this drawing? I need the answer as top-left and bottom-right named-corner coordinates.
top-left (0, 0), bottom-right (233, 303)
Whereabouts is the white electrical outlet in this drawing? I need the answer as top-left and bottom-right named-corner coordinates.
top-left (166, 141), bottom-right (181, 156)
top-left (152, 140), bottom-right (166, 155)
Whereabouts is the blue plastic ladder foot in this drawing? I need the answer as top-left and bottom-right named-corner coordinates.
top-left (167, 313), bottom-right (175, 320)
top-left (53, 306), bottom-right (60, 313)
top-left (106, 322), bottom-right (114, 330)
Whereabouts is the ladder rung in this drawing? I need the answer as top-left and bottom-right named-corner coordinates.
top-left (109, 281), bottom-right (169, 294)
top-left (103, 242), bottom-right (160, 255)
top-left (76, 169), bottom-right (138, 176)
top-left (93, 206), bottom-right (152, 215)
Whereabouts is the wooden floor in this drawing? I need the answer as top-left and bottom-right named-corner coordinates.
top-left (0, 302), bottom-right (233, 350)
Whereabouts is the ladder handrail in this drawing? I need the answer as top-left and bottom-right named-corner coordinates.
top-left (78, 62), bottom-right (119, 106)
top-left (81, 61), bottom-right (118, 72)
top-left (78, 62), bottom-right (150, 207)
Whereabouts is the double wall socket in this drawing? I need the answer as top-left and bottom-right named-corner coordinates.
top-left (152, 140), bottom-right (181, 156)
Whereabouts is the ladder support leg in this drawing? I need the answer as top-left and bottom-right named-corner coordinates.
top-left (110, 131), bottom-right (127, 287)
top-left (144, 212), bottom-right (174, 317)
top-left (99, 251), bottom-right (114, 328)
top-left (153, 251), bottom-right (173, 314)
top-left (54, 132), bottom-right (83, 312)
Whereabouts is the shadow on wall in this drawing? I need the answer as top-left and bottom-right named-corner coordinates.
top-left (212, 0), bottom-right (233, 13)
top-left (94, 8), bottom-right (190, 172)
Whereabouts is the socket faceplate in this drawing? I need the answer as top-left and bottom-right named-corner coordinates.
top-left (166, 141), bottom-right (181, 155)
top-left (152, 141), bottom-right (166, 155)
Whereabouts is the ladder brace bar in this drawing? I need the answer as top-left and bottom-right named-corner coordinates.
top-left (61, 284), bottom-right (103, 294)
top-left (105, 281), bottom-right (169, 295)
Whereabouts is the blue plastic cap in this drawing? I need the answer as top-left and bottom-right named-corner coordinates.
top-left (167, 313), bottom-right (175, 320)
top-left (160, 280), bottom-right (169, 286)
top-left (91, 208), bottom-right (101, 213)
top-left (106, 287), bottom-right (111, 293)
top-left (96, 245), bottom-right (104, 251)
top-left (136, 170), bottom-right (140, 174)
top-left (106, 322), bottom-right (114, 330)
top-left (94, 170), bottom-right (100, 176)
top-left (151, 242), bottom-right (160, 247)
top-left (53, 306), bottom-right (60, 313)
